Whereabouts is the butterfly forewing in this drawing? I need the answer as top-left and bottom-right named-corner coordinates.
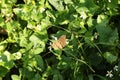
top-left (58, 35), bottom-right (66, 48)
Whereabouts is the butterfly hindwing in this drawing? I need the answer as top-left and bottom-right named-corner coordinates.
top-left (51, 41), bottom-right (62, 49)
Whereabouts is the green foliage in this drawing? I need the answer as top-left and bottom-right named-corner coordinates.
top-left (0, 0), bottom-right (120, 80)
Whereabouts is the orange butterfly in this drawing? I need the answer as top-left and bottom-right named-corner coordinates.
top-left (51, 35), bottom-right (66, 49)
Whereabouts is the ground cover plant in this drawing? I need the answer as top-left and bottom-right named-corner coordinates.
top-left (0, 0), bottom-right (120, 80)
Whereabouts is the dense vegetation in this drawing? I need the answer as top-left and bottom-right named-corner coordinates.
top-left (0, 0), bottom-right (120, 80)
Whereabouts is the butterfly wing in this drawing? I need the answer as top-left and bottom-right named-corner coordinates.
top-left (51, 41), bottom-right (63, 49)
top-left (51, 35), bottom-right (66, 49)
top-left (58, 35), bottom-right (66, 48)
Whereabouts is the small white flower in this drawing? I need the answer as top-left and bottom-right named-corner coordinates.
top-left (80, 11), bottom-right (87, 19)
top-left (40, 7), bottom-right (45, 13)
top-left (13, 52), bottom-right (22, 60)
top-left (48, 42), bottom-right (52, 51)
top-left (108, 0), bottom-right (111, 2)
top-left (94, 32), bottom-right (99, 39)
top-left (113, 65), bottom-right (118, 71)
top-left (106, 70), bottom-right (113, 78)
top-left (6, 14), bottom-right (11, 17)
top-left (4, 51), bottom-right (11, 61)
top-left (36, 25), bottom-right (41, 31)
top-left (66, 40), bottom-right (69, 45)
top-left (51, 36), bottom-right (57, 40)
top-left (48, 46), bottom-right (52, 51)
top-left (13, 29), bottom-right (16, 31)
top-left (97, 1), bottom-right (99, 3)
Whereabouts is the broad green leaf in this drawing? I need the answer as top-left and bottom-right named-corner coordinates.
top-left (84, 32), bottom-right (94, 46)
top-left (88, 52), bottom-right (102, 66)
top-left (88, 74), bottom-right (94, 80)
top-left (0, 42), bottom-right (7, 51)
top-left (30, 6), bottom-right (45, 22)
top-left (2, 0), bottom-right (17, 4)
top-left (0, 51), bottom-right (14, 70)
top-left (11, 75), bottom-right (21, 80)
top-left (83, 0), bottom-right (99, 14)
top-left (48, 0), bottom-right (64, 11)
top-left (13, 7), bottom-right (23, 18)
top-left (19, 68), bottom-right (35, 80)
top-left (57, 61), bottom-right (68, 69)
top-left (0, 77), bottom-right (2, 80)
top-left (76, 7), bottom-right (89, 14)
top-left (97, 15), bottom-right (108, 24)
top-left (1, 3), bottom-right (13, 17)
top-left (57, 55), bottom-right (72, 69)
top-left (96, 15), bottom-right (118, 45)
top-left (0, 66), bottom-right (8, 77)
top-left (18, 28), bottom-right (32, 48)
top-left (87, 17), bottom-right (94, 28)
top-left (53, 73), bottom-right (63, 80)
top-left (97, 26), bottom-right (118, 45)
top-left (29, 31), bottom-right (47, 54)
top-left (64, 0), bottom-right (73, 4)
top-left (46, 10), bottom-right (56, 22)
top-left (12, 52), bottom-right (22, 60)
top-left (34, 73), bottom-right (41, 80)
top-left (3, 51), bottom-right (12, 61)
top-left (51, 50), bottom-right (62, 60)
top-left (68, 19), bottom-right (86, 33)
top-left (35, 55), bottom-right (44, 71)
top-left (106, 0), bottom-right (118, 16)
top-left (76, 0), bottom-right (98, 15)
top-left (107, 0), bottom-right (118, 8)
top-left (13, 4), bottom-right (34, 20)
top-left (42, 66), bottom-right (53, 79)
top-left (55, 10), bottom-right (70, 25)
top-left (104, 52), bottom-right (117, 64)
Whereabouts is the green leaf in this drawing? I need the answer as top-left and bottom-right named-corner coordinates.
top-left (88, 74), bottom-right (94, 80)
top-left (13, 4), bottom-right (34, 20)
top-left (96, 15), bottom-right (118, 45)
top-left (11, 75), bottom-right (21, 80)
top-left (19, 68), bottom-right (35, 80)
top-left (0, 42), bottom-right (7, 51)
top-left (88, 53), bottom-right (102, 66)
top-left (30, 6), bottom-right (45, 22)
top-left (29, 31), bottom-right (48, 54)
top-left (76, 0), bottom-right (98, 15)
top-left (0, 77), bottom-right (2, 80)
top-left (104, 52), bottom-right (117, 64)
top-left (35, 55), bottom-right (44, 71)
top-left (48, 0), bottom-right (64, 11)
top-left (53, 73), bottom-right (63, 80)
top-left (12, 52), bottom-right (22, 60)
top-left (57, 55), bottom-right (71, 69)
top-left (0, 66), bottom-right (8, 77)
top-left (64, 0), bottom-right (73, 4)
top-left (107, 0), bottom-right (118, 8)
top-left (68, 19), bottom-right (87, 34)
top-left (19, 28), bottom-right (32, 48)
top-left (34, 73), bottom-right (41, 80)
top-left (0, 51), bottom-right (14, 71)
top-left (84, 32), bottom-right (94, 46)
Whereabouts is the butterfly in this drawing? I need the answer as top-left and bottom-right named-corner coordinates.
top-left (51, 35), bottom-right (66, 49)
